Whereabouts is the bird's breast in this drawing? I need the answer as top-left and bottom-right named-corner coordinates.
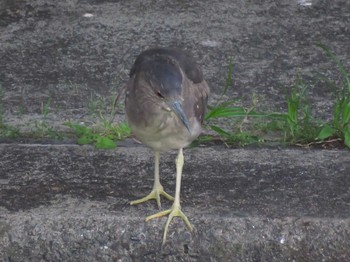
top-left (128, 108), bottom-right (201, 151)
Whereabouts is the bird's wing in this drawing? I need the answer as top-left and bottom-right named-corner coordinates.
top-left (190, 80), bottom-right (210, 124)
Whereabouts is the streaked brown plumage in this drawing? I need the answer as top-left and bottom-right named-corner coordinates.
top-left (125, 47), bottom-right (209, 244)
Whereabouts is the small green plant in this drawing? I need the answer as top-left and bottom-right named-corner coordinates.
top-left (65, 121), bottom-right (131, 149)
top-left (0, 87), bottom-right (3, 125)
top-left (0, 122), bottom-right (20, 138)
top-left (316, 44), bottom-right (350, 148)
top-left (30, 99), bottom-right (62, 139)
top-left (88, 96), bottom-right (105, 117)
top-left (205, 97), bottom-right (268, 146)
top-left (205, 99), bottom-right (246, 120)
top-left (71, 87), bottom-right (131, 149)
top-left (65, 122), bottom-right (115, 149)
top-left (212, 57), bottom-right (234, 108)
top-left (189, 135), bottom-right (213, 148)
top-left (201, 58), bottom-right (260, 145)
top-left (203, 46), bottom-right (350, 148)
top-left (203, 59), bottom-right (270, 146)
top-left (88, 90), bottom-right (122, 123)
top-left (283, 79), bottom-right (321, 143)
top-left (0, 87), bottom-right (21, 138)
top-left (203, 60), bottom-right (323, 146)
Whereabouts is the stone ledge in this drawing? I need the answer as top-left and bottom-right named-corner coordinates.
top-left (0, 144), bottom-right (349, 260)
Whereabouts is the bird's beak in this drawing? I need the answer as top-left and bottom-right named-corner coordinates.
top-left (168, 100), bottom-right (191, 133)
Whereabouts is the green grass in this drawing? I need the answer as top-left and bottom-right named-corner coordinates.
top-left (64, 121), bottom-right (131, 149)
top-left (0, 81), bottom-right (131, 146)
top-left (87, 89), bottom-right (123, 123)
top-left (65, 90), bottom-right (131, 149)
top-left (281, 79), bottom-right (321, 143)
top-left (0, 86), bottom-right (3, 125)
top-left (204, 98), bottom-right (267, 146)
top-left (0, 124), bottom-right (20, 139)
top-left (0, 86), bottom-right (21, 138)
top-left (316, 44), bottom-right (350, 147)
top-left (203, 44), bottom-right (349, 148)
top-left (29, 99), bottom-right (63, 139)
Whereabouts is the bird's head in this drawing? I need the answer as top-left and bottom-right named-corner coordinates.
top-left (140, 58), bottom-right (191, 133)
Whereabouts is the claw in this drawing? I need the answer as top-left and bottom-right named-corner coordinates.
top-left (130, 186), bottom-right (174, 209)
top-left (146, 204), bottom-right (193, 244)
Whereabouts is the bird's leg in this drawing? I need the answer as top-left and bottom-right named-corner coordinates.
top-left (146, 148), bottom-right (193, 244)
top-left (130, 151), bottom-right (174, 208)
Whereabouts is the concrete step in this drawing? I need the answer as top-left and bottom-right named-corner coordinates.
top-left (1, 144), bottom-right (349, 261)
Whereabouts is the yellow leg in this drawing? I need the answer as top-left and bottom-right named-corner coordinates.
top-left (146, 148), bottom-right (193, 244)
top-left (131, 151), bottom-right (174, 208)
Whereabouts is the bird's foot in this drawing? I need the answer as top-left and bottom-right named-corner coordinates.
top-left (130, 185), bottom-right (174, 209)
top-left (146, 203), bottom-right (193, 244)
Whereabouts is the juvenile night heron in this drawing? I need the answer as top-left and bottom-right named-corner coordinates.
top-left (125, 47), bottom-right (209, 243)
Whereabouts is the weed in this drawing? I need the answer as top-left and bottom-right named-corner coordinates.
top-left (29, 99), bottom-right (62, 139)
top-left (0, 86), bottom-right (21, 138)
top-left (202, 57), bottom-right (275, 146)
top-left (65, 121), bottom-right (130, 149)
top-left (87, 95), bottom-right (106, 116)
top-left (0, 124), bottom-right (20, 138)
top-left (189, 135), bottom-right (213, 148)
top-left (204, 95), bottom-right (268, 146)
top-left (0, 86), bottom-right (4, 125)
top-left (283, 78), bottom-right (321, 143)
top-left (87, 90), bottom-right (124, 124)
top-left (212, 57), bottom-right (234, 107)
top-left (99, 121), bottom-right (131, 140)
top-left (69, 86), bottom-right (131, 149)
top-left (316, 44), bottom-right (350, 148)
top-left (203, 64), bottom-right (322, 146)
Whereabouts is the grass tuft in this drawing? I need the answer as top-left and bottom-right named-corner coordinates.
top-left (201, 45), bottom-right (349, 148)
top-left (64, 121), bottom-right (131, 149)
top-left (316, 44), bottom-right (350, 148)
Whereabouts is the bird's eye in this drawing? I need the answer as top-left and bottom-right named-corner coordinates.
top-left (156, 91), bottom-right (164, 98)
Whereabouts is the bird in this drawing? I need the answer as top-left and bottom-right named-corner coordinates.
top-left (125, 47), bottom-right (209, 244)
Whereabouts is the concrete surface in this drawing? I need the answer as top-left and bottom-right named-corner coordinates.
top-left (1, 0), bottom-right (350, 132)
top-left (1, 0), bottom-right (350, 261)
top-left (1, 144), bottom-right (350, 261)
